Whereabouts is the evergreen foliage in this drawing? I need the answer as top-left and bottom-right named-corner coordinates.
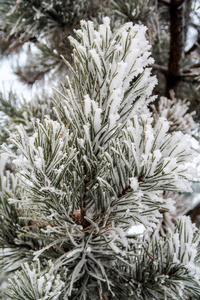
top-left (151, 91), bottom-right (197, 134)
top-left (5, 260), bottom-right (64, 300)
top-left (0, 16), bottom-right (200, 299)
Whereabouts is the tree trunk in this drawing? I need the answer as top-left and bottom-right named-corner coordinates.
top-left (165, 0), bottom-right (185, 97)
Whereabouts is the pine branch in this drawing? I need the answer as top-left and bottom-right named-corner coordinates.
top-left (185, 42), bottom-right (200, 55)
top-left (80, 161), bottom-right (93, 229)
top-left (181, 63), bottom-right (200, 76)
top-left (1, 14), bottom-right (200, 299)
top-left (185, 24), bottom-right (200, 55)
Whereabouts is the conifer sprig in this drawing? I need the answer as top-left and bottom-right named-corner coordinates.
top-left (1, 17), bottom-right (200, 300)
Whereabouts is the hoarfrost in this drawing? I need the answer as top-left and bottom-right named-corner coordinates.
top-left (89, 49), bottom-right (102, 72)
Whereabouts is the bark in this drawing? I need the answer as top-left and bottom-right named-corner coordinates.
top-left (186, 203), bottom-right (200, 228)
top-left (165, 0), bottom-right (185, 97)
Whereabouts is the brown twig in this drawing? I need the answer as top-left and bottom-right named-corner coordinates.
top-left (117, 185), bottom-right (131, 199)
top-left (22, 218), bottom-right (51, 229)
top-left (158, 0), bottom-right (170, 6)
top-left (152, 64), bottom-right (168, 75)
